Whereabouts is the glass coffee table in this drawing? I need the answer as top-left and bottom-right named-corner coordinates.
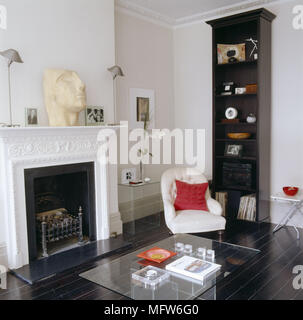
top-left (80, 234), bottom-right (259, 300)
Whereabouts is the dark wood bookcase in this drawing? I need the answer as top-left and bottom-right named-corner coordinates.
top-left (207, 9), bottom-right (276, 221)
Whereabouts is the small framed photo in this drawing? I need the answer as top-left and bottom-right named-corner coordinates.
top-left (130, 88), bottom-right (155, 129)
top-left (137, 97), bottom-right (150, 122)
top-left (86, 106), bottom-right (104, 126)
top-left (235, 87), bottom-right (246, 95)
top-left (224, 144), bottom-right (243, 157)
top-left (25, 108), bottom-right (38, 126)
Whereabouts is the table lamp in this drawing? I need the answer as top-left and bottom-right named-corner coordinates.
top-left (0, 49), bottom-right (23, 127)
top-left (108, 65), bottom-right (124, 124)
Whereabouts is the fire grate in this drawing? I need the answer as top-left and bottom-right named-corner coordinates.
top-left (36, 207), bottom-right (84, 258)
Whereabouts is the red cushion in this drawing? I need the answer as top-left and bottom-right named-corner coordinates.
top-left (174, 180), bottom-right (209, 211)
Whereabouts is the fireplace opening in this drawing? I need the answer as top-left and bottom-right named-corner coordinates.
top-left (24, 163), bottom-right (96, 261)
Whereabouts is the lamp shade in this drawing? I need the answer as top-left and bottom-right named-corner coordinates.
top-left (108, 65), bottom-right (124, 80)
top-left (0, 49), bottom-right (23, 65)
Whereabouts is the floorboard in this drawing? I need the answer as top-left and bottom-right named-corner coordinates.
top-left (1, 217), bottom-right (303, 300)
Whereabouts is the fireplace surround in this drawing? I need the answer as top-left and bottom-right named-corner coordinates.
top-left (0, 127), bottom-right (123, 269)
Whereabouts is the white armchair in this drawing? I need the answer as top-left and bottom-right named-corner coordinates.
top-left (161, 167), bottom-right (226, 234)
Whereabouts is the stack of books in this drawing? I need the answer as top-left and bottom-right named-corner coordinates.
top-left (166, 256), bottom-right (221, 282)
top-left (237, 194), bottom-right (256, 221)
top-left (215, 192), bottom-right (228, 217)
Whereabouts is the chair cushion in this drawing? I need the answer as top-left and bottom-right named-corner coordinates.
top-left (169, 210), bottom-right (226, 234)
top-left (174, 180), bottom-right (209, 211)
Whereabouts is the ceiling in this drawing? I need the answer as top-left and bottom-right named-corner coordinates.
top-left (116, 0), bottom-right (281, 26)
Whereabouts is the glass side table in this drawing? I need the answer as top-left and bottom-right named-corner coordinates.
top-left (118, 181), bottom-right (163, 236)
top-left (271, 191), bottom-right (303, 240)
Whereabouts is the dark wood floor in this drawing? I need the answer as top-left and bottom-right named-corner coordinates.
top-left (0, 217), bottom-right (303, 300)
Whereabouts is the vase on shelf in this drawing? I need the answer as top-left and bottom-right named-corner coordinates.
top-left (247, 113), bottom-right (257, 124)
top-left (139, 160), bottom-right (144, 182)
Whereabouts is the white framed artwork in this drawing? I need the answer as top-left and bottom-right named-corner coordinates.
top-left (130, 88), bottom-right (155, 129)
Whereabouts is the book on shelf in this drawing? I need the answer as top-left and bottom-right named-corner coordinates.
top-left (237, 194), bottom-right (256, 221)
top-left (165, 256), bottom-right (221, 282)
top-left (216, 192), bottom-right (228, 217)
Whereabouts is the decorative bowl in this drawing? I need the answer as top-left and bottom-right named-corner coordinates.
top-left (137, 247), bottom-right (177, 263)
top-left (227, 133), bottom-right (251, 140)
top-left (283, 187), bottom-right (299, 197)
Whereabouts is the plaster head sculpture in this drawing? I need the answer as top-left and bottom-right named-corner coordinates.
top-left (43, 69), bottom-right (86, 126)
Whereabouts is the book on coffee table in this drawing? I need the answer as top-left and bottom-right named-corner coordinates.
top-left (165, 256), bottom-right (221, 282)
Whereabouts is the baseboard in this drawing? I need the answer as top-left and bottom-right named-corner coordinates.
top-left (110, 211), bottom-right (123, 236)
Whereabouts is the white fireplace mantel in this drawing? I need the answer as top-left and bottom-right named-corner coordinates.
top-left (0, 126), bottom-right (122, 269)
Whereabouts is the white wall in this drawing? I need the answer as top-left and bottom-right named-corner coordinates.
top-left (0, 0), bottom-right (117, 253)
top-left (270, 0), bottom-right (303, 194)
top-left (269, 0), bottom-right (303, 227)
top-left (174, 23), bottom-right (213, 179)
top-left (0, 0), bottom-right (115, 126)
top-left (173, 0), bottom-right (303, 226)
top-left (115, 10), bottom-right (175, 182)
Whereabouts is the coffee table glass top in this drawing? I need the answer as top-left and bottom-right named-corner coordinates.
top-left (80, 234), bottom-right (259, 300)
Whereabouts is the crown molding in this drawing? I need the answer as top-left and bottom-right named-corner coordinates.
top-left (116, 0), bottom-right (294, 29)
top-left (115, 6), bottom-right (173, 29)
top-left (115, 0), bottom-right (174, 28)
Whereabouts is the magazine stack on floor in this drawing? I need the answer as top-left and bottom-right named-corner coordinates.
top-left (215, 192), bottom-right (228, 217)
top-left (237, 194), bottom-right (256, 221)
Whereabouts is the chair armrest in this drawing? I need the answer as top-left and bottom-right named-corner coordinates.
top-left (207, 198), bottom-right (223, 216)
top-left (163, 200), bottom-right (176, 223)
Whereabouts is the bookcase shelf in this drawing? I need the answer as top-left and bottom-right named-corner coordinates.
top-left (216, 122), bottom-right (257, 126)
top-left (207, 8), bottom-right (276, 222)
top-left (216, 185), bottom-right (256, 193)
top-left (216, 156), bottom-right (257, 161)
top-left (216, 139), bottom-right (256, 142)
top-left (216, 60), bottom-right (257, 68)
top-left (215, 93), bottom-right (257, 98)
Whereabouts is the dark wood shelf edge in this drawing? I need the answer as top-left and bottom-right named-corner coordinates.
top-left (215, 186), bottom-right (257, 193)
top-left (215, 93), bottom-right (257, 98)
top-left (216, 139), bottom-right (257, 142)
top-left (216, 122), bottom-right (257, 126)
top-left (216, 60), bottom-right (257, 67)
top-left (216, 156), bottom-right (257, 161)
